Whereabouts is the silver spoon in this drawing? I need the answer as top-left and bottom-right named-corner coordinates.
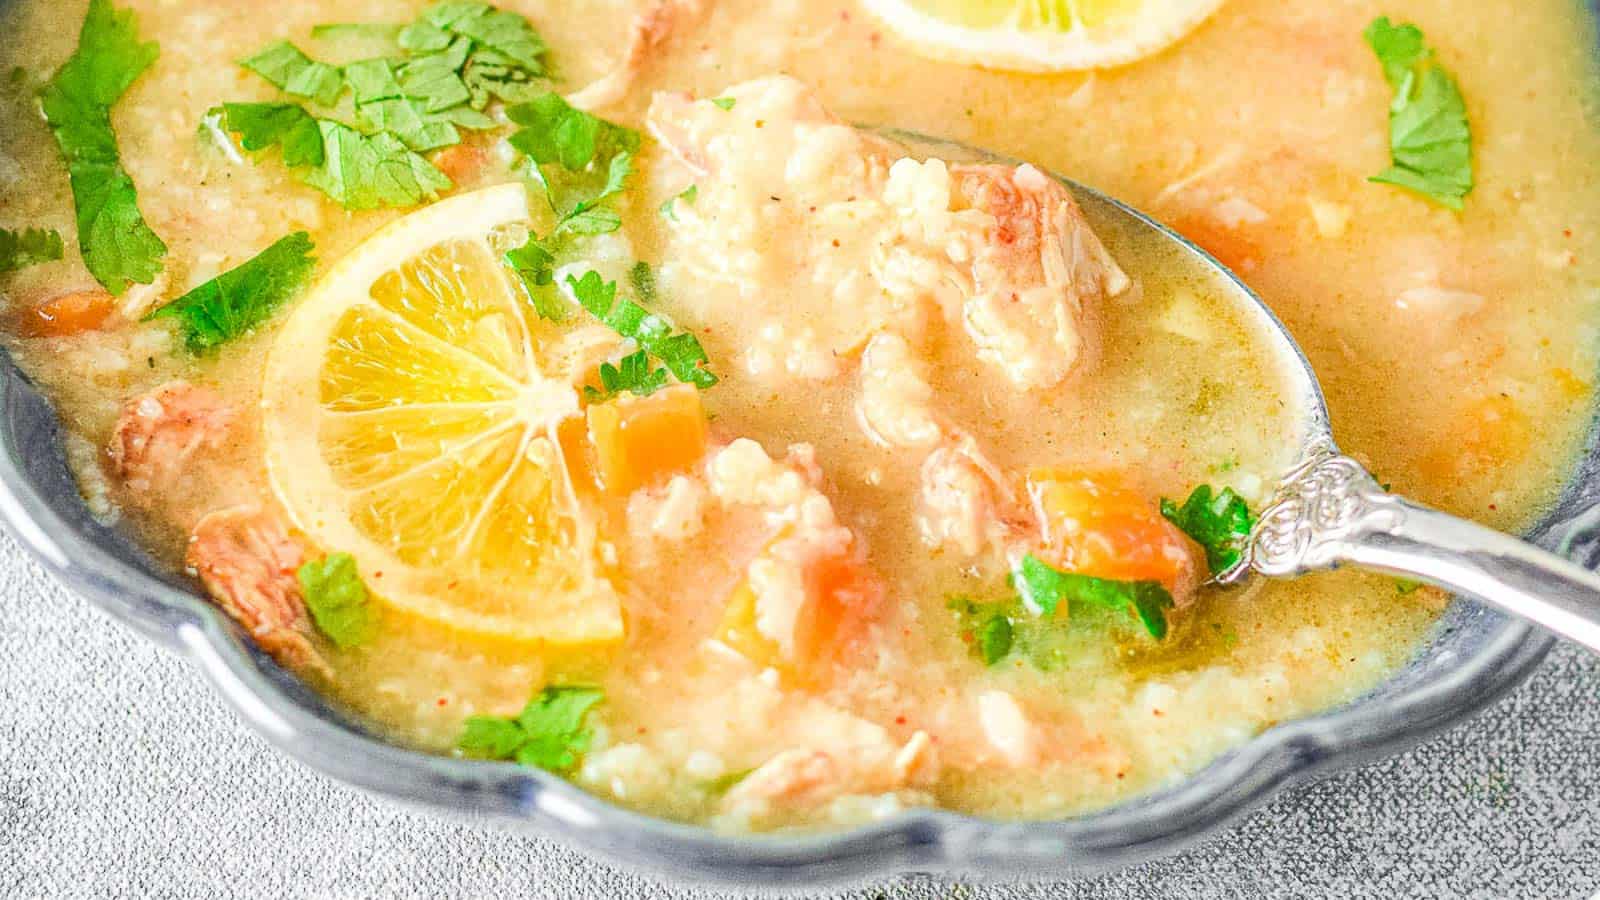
top-left (888, 128), bottom-right (1600, 653)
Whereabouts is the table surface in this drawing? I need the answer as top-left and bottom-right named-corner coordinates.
top-left (2, 530), bottom-right (1596, 900)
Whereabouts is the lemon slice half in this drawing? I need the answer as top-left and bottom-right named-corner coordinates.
top-left (863, 0), bottom-right (1224, 71)
top-left (262, 183), bottom-right (622, 648)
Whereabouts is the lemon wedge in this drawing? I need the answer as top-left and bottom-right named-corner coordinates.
top-left (262, 183), bottom-right (622, 648)
top-left (862, 0), bottom-right (1224, 71)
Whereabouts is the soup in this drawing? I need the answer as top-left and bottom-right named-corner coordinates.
top-left (0, 0), bottom-right (1595, 832)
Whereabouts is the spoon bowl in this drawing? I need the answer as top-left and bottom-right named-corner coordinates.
top-left (888, 126), bottom-right (1600, 654)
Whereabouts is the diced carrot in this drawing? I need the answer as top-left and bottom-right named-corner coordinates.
top-left (18, 289), bottom-right (115, 338)
top-left (1420, 394), bottom-right (1531, 483)
top-left (1026, 468), bottom-right (1199, 599)
top-left (434, 143), bottom-right (489, 183)
top-left (1171, 215), bottom-right (1261, 275)
top-left (585, 384), bottom-right (708, 498)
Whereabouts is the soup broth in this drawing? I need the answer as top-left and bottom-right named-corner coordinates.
top-left (0, 0), bottom-right (1596, 831)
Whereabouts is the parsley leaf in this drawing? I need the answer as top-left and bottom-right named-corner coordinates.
top-left (41, 0), bottom-right (166, 296)
top-left (947, 596), bottom-right (1015, 666)
top-left (458, 685), bottom-right (603, 773)
top-left (503, 231), bottom-right (565, 322)
top-left (145, 231), bottom-right (315, 352)
top-left (583, 350), bottom-right (670, 403)
top-left (216, 103), bottom-right (325, 167)
top-left (240, 40), bottom-right (343, 107)
top-left (412, 2), bottom-right (549, 76)
top-left (300, 120), bottom-right (452, 210)
top-left (660, 184), bottom-right (696, 221)
top-left (1013, 553), bottom-right (1173, 640)
top-left (508, 93), bottom-right (639, 231)
top-left (295, 551), bottom-right (377, 649)
top-left (709, 96), bottom-right (736, 111)
top-left (1364, 17), bottom-right (1473, 209)
top-left (1160, 484), bottom-right (1254, 575)
top-left (0, 228), bottom-right (65, 274)
top-left (566, 270), bottom-right (717, 389)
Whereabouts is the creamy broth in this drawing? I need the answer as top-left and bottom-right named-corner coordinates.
top-left (0, 0), bottom-right (1596, 831)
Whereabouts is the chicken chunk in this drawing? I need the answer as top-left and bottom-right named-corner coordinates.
top-left (186, 507), bottom-right (318, 670)
top-left (917, 440), bottom-right (1025, 560)
top-left (647, 76), bottom-right (1126, 389)
top-left (857, 332), bottom-right (941, 449)
top-left (718, 731), bottom-right (938, 830)
top-left (106, 382), bottom-right (235, 498)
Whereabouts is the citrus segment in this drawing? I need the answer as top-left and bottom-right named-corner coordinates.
top-left (862, 0), bottom-right (1224, 71)
top-left (262, 184), bottom-right (623, 648)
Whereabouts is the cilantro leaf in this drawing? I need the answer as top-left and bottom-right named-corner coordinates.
top-left (1160, 484), bottom-right (1254, 575)
top-left (145, 231), bottom-right (315, 352)
top-left (508, 93), bottom-right (639, 231)
top-left (709, 96), bottom-right (736, 111)
top-left (216, 103), bottom-right (325, 167)
top-left (300, 121), bottom-right (452, 210)
top-left (295, 551), bottom-right (377, 649)
top-left (241, 40), bottom-right (343, 107)
top-left (0, 228), bottom-right (65, 274)
top-left (40, 0), bottom-right (166, 296)
top-left (628, 260), bottom-right (656, 302)
top-left (660, 184), bottom-right (696, 221)
top-left (566, 270), bottom-right (717, 389)
top-left (583, 350), bottom-right (670, 403)
top-left (415, 2), bottom-right (548, 75)
top-left (947, 597), bottom-right (1015, 666)
top-left (1363, 17), bottom-right (1473, 209)
top-left (503, 232), bottom-right (565, 322)
top-left (458, 685), bottom-right (603, 774)
top-left (1013, 554), bottom-right (1173, 640)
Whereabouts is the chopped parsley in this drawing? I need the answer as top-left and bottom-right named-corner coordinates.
top-left (582, 350), bottom-right (670, 403)
top-left (296, 551), bottom-right (377, 649)
top-left (567, 270), bottom-right (717, 389)
top-left (1014, 554), bottom-right (1173, 640)
top-left (41, 0), bottom-right (166, 296)
top-left (222, 3), bottom-right (547, 210)
top-left (1396, 578), bottom-right (1423, 595)
top-left (1364, 17), bottom-right (1473, 209)
top-left (660, 184), bottom-right (697, 221)
top-left (310, 23), bottom-right (405, 41)
top-left (0, 228), bottom-right (64, 274)
top-left (628, 260), bottom-right (657, 301)
top-left (507, 92), bottom-right (639, 234)
top-left (709, 96), bottom-right (736, 111)
top-left (947, 596), bottom-right (1015, 666)
top-left (215, 103), bottom-right (325, 167)
top-left (458, 685), bottom-right (603, 773)
top-left (1160, 484), bottom-right (1255, 575)
top-left (145, 232), bottom-right (315, 353)
top-left (240, 40), bottom-right (343, 107)
top-left (503, 231), bottom-right (564, 321)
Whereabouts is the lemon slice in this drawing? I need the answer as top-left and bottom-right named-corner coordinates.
top-left (262, 183), bottom-right (622, 648)
top-left (863, 0), bottom-right (1224, 71)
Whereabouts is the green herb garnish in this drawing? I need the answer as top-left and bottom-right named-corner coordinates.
top-left (660, 184), bottom-right (696, 221)
top-left (507, 92), bottom-right (639, 233)
top-left (215, 103), bottom-right (325, 167)
top-left (295, 551), bottom-right (377, 648)
top-left (709, 96), bottom-right (736, 111)
top-left (310, 23), bottom-right (405, 41)
top-left (1160, 484), bottom-right (1254, 575)
top-left (240, 40), bottom-right (344, 107)
top-left (459, 685), bottom-right (603, 772)
top-left (145, 232), bottom-right (315, 353)
top-left (40, 0), bottom-right (166, 296)
top-left (503, 231), bottom-right (563, 321)
top-left (1013, 553), bottom-right (1173, 640)
top-left (567, 270), bottom-right (717, 389)
top-left (583, 350), bottom-right (670, 403)
top-left (0, 228), bottom-right (65, 274)
top-left (1363, 17), bottom-right (1473, 209)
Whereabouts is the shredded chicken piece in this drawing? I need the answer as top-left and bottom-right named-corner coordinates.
top-left (106, 382), bottom-right (235, 498)
top-left (719, 730), bottom-right (938, 829)
top-left (917, 439), bottom-right (1023, 559)
top-left (857, 332), bottom-right (942, 449)
top-left (186, 507), bottom-right (319, 670)
top-left (567, 0), bottom-right (706, 111)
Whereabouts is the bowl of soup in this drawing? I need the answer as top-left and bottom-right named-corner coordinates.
top-left (0, 0), bottom-right (1595, 884)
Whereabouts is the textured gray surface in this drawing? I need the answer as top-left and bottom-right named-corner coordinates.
top-left (1, 529), bottom-right (1596, 900)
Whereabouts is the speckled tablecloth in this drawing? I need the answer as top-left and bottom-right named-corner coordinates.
top-left (1, 527), bottom-right (1596, 900)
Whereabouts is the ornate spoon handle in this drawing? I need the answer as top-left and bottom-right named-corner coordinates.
top-left (1241, 448), bottom-right (1600, 653)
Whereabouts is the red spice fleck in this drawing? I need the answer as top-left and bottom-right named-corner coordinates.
top-left (895, 715), bottom-right (907, 725)
top-left (437, 698), bottom-right (448, 706)
top-left (1565, 229), bottom-right (1574, 238)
